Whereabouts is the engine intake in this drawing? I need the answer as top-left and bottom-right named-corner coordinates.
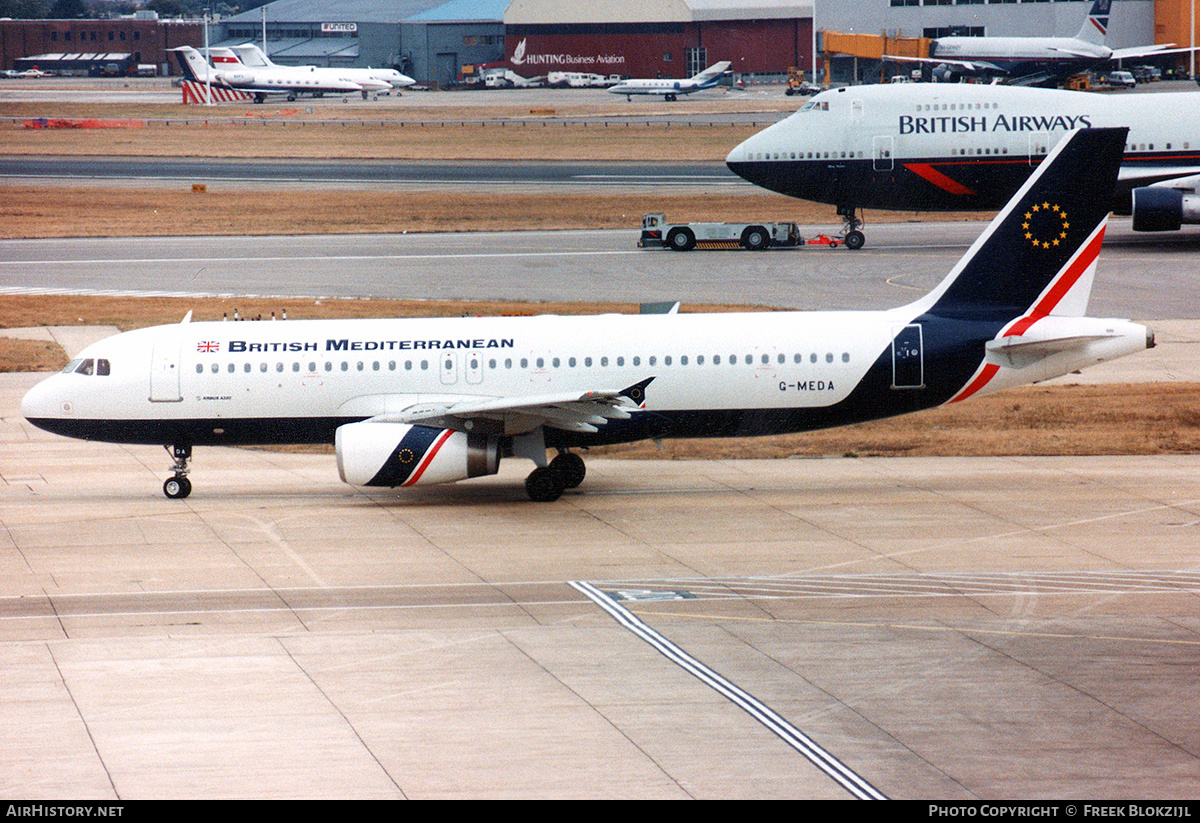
top-left (1131, 186), bottom-right (1200, 232)
top-left (336, 422), bottom-right (500, 488)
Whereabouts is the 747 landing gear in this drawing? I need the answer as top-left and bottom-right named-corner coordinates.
top-left (163, 444), bottom-right (192, 499)
top-left (524, 450), bottom-right (587, 502)
top-left (836, 204), bottom-right (866, 250)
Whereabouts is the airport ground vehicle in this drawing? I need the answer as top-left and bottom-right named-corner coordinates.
top-left (638, 213), bottom-right (802, 251)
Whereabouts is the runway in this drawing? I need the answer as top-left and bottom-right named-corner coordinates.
top-left (3, 219), bottom-right (1199, 317)
top-left (3, 370), bottom-right (1200, 798)
top-left (0, 155), bottom-right (740, 191)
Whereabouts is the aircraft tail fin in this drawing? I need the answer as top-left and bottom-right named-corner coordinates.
top-left (1075, 0), bottom-right (1113, 45)
top-left (170, 47), bottom-right (214, 83)
top-left (232, 44), bottom-right (273, 67)
top-left (691, 61), bottom-right (732, 85)
top-left (915, 127), bottom-right (1127, 322)
top-left (207, 47), bottom-right (244, 68)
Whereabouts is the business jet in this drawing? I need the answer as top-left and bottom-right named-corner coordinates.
top-left (223, 44), bottom-right (415, 95)
top-left (22, 129), bottom-right (1151, 503)
top-left (171, 46), bottom-right (364, 103)
top-left (885, 0), bottom-right (1182, 85)
top-left (725, 82), bottom-right (1200, 248)
top-left (607, 61), bottom-right (731, 101)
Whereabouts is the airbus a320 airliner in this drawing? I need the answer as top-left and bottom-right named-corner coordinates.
top-left (22, 129), bottom-right (1151, 502)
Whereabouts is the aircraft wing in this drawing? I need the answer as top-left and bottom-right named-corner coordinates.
top-left (882, 54), bottom-right (1007, 74)
top-left (367, 378), bottom-right (655, 435)
top-left (1109, 44), bottom-right (1188, 60)
top-left (1045, 45), bottom-right (1102, 58)
top-left (1118, 169), bottom-right (1200, 188)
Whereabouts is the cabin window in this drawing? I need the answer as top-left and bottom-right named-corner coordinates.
top-left (616, 357), bottom-right (625, 367)
top-left (325, 362), bottom-right (333, 372)
top-left (211, 363), bottom-right (219, 374)
top-left (195, 364), bottom-right (203, 374)
top-left (600, 357), bottom-right (608, 367)
top-left (228, 363), bottom-right (236, 373)
top-left (260, 363), bottom-right (268, 372)
top-left (341, 362), bottom-right (349, 371)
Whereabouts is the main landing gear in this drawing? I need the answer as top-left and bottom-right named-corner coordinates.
top-left (524, 450), bottom-right (587, 503)
top-left (163, 444), bottom-right (192, 499)
top-left (836, 204), bottom-right (866, 250)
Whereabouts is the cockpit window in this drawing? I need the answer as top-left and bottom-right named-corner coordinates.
top-left (799, 100), bottom-right (829, 112)
top-left (68, 358), bottom-right (110, 376)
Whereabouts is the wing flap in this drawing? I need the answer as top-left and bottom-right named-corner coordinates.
top-left (367, 378), bottom-right (655, 435)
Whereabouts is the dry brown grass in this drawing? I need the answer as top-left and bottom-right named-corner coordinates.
top-left (0, 186), bottom-right (847, 239)
top-left (1, 115), bottom-right (768, 161)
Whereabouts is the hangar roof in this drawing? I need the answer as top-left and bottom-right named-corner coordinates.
top-left (224, 0), bottom-right (459, 24)
top-left (503, 0), bottom-right (810, 24)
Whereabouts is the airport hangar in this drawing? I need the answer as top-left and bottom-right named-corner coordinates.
top-left (210, 0), bottom-right (1189, 87)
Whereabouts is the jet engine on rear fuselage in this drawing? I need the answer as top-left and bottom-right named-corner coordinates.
top-left (336, 421), bottom-right (501, 488)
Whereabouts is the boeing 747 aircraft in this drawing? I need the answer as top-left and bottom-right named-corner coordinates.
top-left (726, 83), bottom-right (1200, 247)
top-left (22, 129), bottom-right (1151, 502)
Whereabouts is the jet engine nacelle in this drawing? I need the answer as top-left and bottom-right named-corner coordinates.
top-left (335, 421), bottom-right (500, 488)
top-left (1130, 186), bottom-right (1200, 232)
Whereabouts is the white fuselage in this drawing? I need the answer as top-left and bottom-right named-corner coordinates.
top-left (726, 84), bottom-right (1200, 212)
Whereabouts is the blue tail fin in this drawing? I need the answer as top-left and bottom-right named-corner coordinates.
top-left (1076, 0), bottom-right (1113, 44)
top-left (915, 127), bottom-right (1127, 322)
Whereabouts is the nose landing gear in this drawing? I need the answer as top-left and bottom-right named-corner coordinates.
top-left (163, 444), bottom-right (192, 499)
top-left (837, 205), bottom-right (866, 250)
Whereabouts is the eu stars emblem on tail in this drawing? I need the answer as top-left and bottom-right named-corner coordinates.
top-left (1022, 203), bottom-right (1070, 250)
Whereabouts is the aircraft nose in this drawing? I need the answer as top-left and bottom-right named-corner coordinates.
top-left (21, 374), bottom-right (68, 422)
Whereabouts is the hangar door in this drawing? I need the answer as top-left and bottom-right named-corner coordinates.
top-left (436, 52), bottom-right (458, 88)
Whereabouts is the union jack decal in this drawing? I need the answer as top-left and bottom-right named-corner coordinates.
top-left (197, 341), bottom-right (220, 353)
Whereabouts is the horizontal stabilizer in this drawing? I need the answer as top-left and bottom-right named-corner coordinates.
top-left (985, 317), bottom-right (1132, 369)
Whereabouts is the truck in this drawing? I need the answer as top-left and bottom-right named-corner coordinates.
top-left (638, 213), bottom-right (802, 251)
